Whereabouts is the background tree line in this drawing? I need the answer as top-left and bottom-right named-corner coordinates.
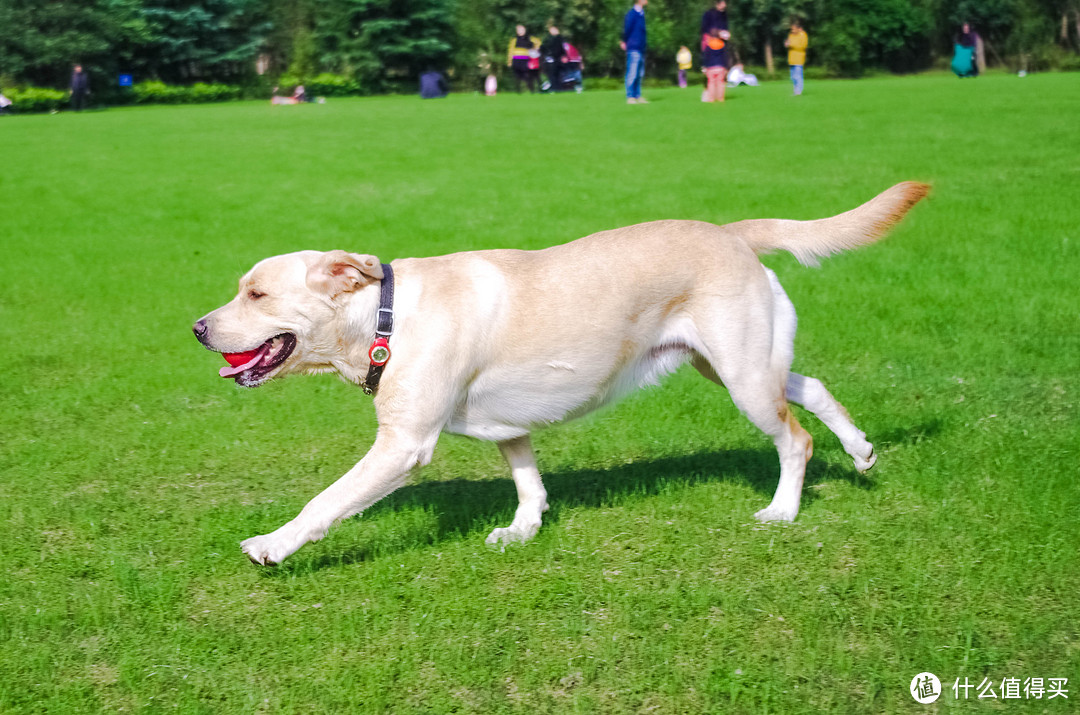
top-left (2, 0), bottom-right (1078, 94)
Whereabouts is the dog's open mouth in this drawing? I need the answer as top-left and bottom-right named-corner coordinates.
top-left (218, 333), bottom-right (297, 387)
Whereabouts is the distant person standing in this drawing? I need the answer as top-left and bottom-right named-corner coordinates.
top-left (541, 26), bottom-right (567, 91)
top-left (951, 22), bottom-right (979, 77)
top-left (676, 45), bottom-right (692, 88)
top-left (508, 25), bottom-right (540, 93)
top-left (620, 0), bottom-right (648, 104)
top-left (699, 0), bottom-right (730, 102)
top-left (784, 20), bottom-right (808, 96)
top-left (70, 64), bottom-right (90, 111)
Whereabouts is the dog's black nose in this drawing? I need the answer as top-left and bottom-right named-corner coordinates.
top-left (193, 319), bottom-right (209, 340)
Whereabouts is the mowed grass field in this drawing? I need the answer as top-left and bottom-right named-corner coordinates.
top-left (1, 72), bottom-right (1077, 713)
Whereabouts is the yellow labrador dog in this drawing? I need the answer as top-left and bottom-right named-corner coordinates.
top-left (194, 183), bottom-right (928, 565)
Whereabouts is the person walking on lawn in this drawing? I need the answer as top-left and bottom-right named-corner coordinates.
top-left (620, 0), bottom-right (648, 104)
top-left (70, 64), bottom-right (90, 111)
top-left (785, 20), bottom-right (808, 96)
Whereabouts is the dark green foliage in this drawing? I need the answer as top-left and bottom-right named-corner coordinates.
top-left (275, 71), bottom-right (363, 95)
top-left (0, 0), bottom-right (267, 88)
top-left (313, 0), bottom-right (454, 91)
top-left (129, 79), bottom-right (242, 103)
top-left (135, 0), bottom-right (269, 83)
top-left (0, 0), bottom-right (1077, 91)
top-left (131, 78), bottom-right (188, 102)
top-left (0, 0), bottom-right (146, 87)
top-left (728, 0), bottom-right (792, 66)
top-left (814, 0), bottom-right (934, 75)
top-left (305, 71), bottom-right (363, 96)
top-left (5, 85), bottom-right (67, 112)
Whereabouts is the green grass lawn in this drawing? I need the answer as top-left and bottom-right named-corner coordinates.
top-left (1, 72), bottom-right (1077, 713)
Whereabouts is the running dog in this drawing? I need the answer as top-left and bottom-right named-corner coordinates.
top-left (193, 182), bottom-right (928, 564)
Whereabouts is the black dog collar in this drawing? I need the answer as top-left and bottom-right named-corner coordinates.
top-left (361, 263), bottom-right (394, 395)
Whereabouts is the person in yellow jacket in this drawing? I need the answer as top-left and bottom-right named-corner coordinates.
top-left (784, 20), bottom-right (808, 96)
top-left (508, 25), bottom-right (541, 93)
top-left (676, 45), bottom-right (692, 88)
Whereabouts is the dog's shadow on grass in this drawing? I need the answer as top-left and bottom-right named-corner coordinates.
top-left (278, 447), bottom-right (876, 574)
top-left (876, 418), bottom-right (944, 448)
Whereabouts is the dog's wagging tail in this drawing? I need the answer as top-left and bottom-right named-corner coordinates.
top-left (193, 183), bottom-right (929, 565)
top-left (731, 181), bottom-right (930, 266)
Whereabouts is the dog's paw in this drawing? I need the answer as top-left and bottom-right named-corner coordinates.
top-left (241, 533), bottom-right (297, 565)
top-left (754, 504), bottom-right (799, 523)
top-left (484, 522), bottom-right (540, 550)
top-left (853, 447), bottom-right (877, 474)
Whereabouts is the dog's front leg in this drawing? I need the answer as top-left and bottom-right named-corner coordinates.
top-left (241, 430), bottom-right (436, 565)
top-left (485, 434), bottom-right (549, 549)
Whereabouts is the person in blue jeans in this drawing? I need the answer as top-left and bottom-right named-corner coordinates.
top-left (620, 0), bottom-right (648, 104)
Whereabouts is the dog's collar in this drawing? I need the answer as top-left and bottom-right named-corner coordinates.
top-left (361, 263), bottom-right (394, 396)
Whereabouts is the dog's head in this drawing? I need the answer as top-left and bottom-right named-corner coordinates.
top-left (193, 250), bottom-right (384, 387)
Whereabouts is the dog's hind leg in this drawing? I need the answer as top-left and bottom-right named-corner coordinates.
top-left (786, 374), bottom-right (876, 473)
top-left (695, 352), bottom-right (813, 523)
top-left (691, 268), bottom-right (812, 523)
top-left (737, 378), bottom-right (814, 523)
top-left (761, 267), bottom-right (876, 473)
top-left (486, 434), bottom-right (549, 549)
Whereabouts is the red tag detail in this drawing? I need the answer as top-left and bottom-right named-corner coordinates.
top-left (368, 337), bottom-right (391, 366)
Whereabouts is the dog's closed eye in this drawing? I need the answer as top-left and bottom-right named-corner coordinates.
top-left (248, 290), bottom-right (267, 301)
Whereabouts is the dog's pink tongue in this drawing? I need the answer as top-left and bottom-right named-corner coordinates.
top-left (219, 349), bottom-right (264, 378)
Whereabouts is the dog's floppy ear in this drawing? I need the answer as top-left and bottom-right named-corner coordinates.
top-left (307, 250), bottom-right (384, 298)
